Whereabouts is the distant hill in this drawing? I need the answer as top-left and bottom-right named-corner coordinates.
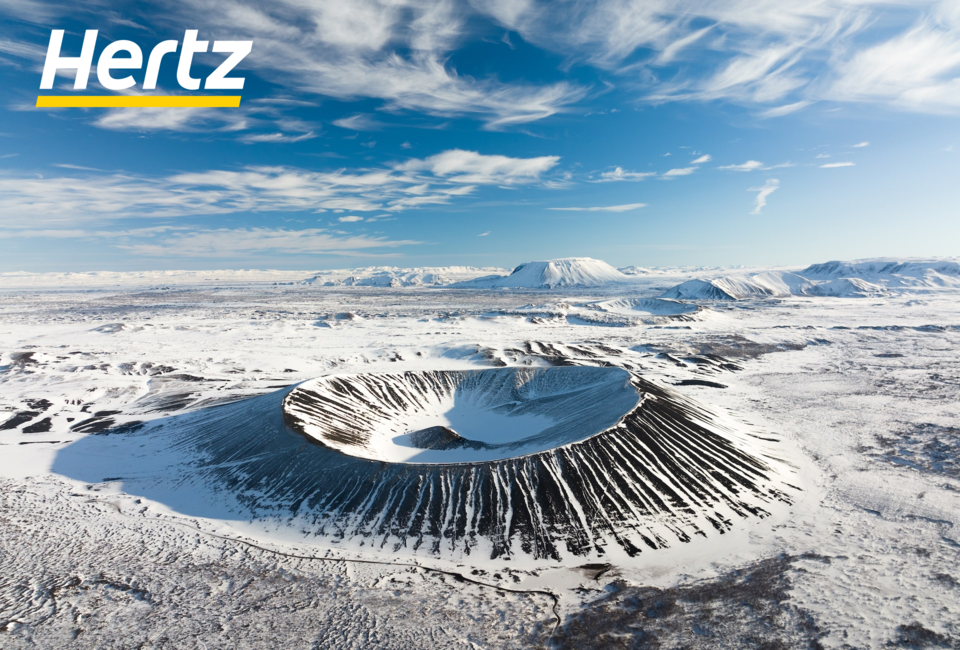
top-left (450, 257), bottom-right (629, 289)
top-left (800, 259), bottom-right (960, 288)
top-left (660, 268), bottom-right (889, 300)
top-left (660, 271), bottom-right (817, 300)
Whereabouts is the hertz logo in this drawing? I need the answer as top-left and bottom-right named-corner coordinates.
top-left (37, 30), bottom-right (252, 108)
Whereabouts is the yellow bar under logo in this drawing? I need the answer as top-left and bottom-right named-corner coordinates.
top-left (36, 96), bottom-right (242, 108)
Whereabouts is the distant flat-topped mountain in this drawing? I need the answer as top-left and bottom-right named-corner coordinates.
top-left (450, 257), bottom-right (629, 289)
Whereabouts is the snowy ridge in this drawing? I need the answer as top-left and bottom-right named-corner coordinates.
top-left (804, 277), bottom-right (886, 297)
top-left (661, 269), bottom-right (886, 300)
top-left (617, 266), bottom-right (657, 276)
top-left (5, 258), bottom-right (955, 294)
top-left (660, 271), bottom-right (815, 301)
top-left (450, 258), bottom-right (630, 289)
top-left (800, 259), bottom-right (960, 288)
top-left (659, 259), bottom-right (960, 301)
top-left (298, 266), bottom-right (506, 288)
top-left (486, 298), bottom-right (706, 327)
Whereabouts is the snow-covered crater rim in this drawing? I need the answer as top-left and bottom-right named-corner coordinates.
top-left (282, 367), bottom-right (641, 464)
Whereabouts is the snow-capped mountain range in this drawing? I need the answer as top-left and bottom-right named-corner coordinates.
top-left (2, 256), bottom-right (957, 296)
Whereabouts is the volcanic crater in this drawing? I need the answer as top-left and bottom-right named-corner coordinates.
top-left (273, 366), bottom-right (799, 562)
top-left (55, 365), bottom-right (802, 565)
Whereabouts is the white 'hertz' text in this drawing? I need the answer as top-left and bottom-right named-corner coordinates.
top-left (41, 30), bottom-right (252, 91)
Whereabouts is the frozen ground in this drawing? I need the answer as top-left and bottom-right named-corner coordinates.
top-left (1, 263), bottom-right (959, 648)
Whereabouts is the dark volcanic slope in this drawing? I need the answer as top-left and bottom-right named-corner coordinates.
top-left (53, 371), bottom-right (800, 565)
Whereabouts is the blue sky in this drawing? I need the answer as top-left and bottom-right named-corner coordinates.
top-left (1, 0), bottom-right (958, 271)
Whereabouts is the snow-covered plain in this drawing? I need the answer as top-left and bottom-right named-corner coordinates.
top-left (1, 257), bottom-right (959, 648)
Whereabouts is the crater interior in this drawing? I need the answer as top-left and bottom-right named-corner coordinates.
top-left (283, 366), bottom-right (640, 464)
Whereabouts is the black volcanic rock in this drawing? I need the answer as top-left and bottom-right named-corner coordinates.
top-left (408, 426), bottom-right (491, 451)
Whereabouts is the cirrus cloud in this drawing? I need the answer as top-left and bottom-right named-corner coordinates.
top-left (749, 178), bottom-right (780, 215)
top-left (0, 150), bottom-right (565, 227)
top-left (548, 202), bottom-right (647, 212)
top-left (118, 227), bottom-right (419, 257)
top-left (719, 160), bottom-right (765, 172)
top-left (597, 166), bottom-right (658, 182)
top-left (397, 149), bottom-right (560, 184)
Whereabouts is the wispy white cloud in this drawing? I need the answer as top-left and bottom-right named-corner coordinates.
top-left (333, 114), bottom-right (385, 131)
top-left (0, 220), bottom-right (420, 256)
top-left (0, 225), bottom-right (186, 239)
top-left (14, 0), bottom-right (959, 127)
top-left (238, 131), bottom-right (318, 144)
top-left (549, 202), bottom-right (647, 212)
top-left (0, 38), bottom-right (46, 61)
top-left (338, 215), bottom-right (364, 222)
top-left (171, 0), bottom-right (586, 129)
top-left (597, 166), bottom-right (657, 182)
top-left (474, 0), bottom-right (959, 114)
top-left (397, 149), bottom-right (560, 184)
top-left (478, 230), bottom-right (491, 236)
top-left (118, 228), bottom-right (420, 257)
top-left (852, 141), bottom-right (870, 147)
top-left (663, 167), bottom-right (696, 176)
top-left (719, 160), bottom-right (765, 171)
top-left (821, 161), bottom-right (855, 167)
top-left (691, 154), bottom-right (712, 164)
top-left (0, 150), bottom-right (563, 227)
top-left (827, 5), bottom-right (960, 112)
top-left (88, 95), bottom-right (320, 144)
top-left (93, 106), bottom-right (251, 133)
top-left (52, 163), bottom-right (104, 171)
top-left (0, 0), bottom-right (60, 24)
top-left (749, 178), bottom-right (779, 215)
top-left (759, 100), bottom-right (814, 118)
